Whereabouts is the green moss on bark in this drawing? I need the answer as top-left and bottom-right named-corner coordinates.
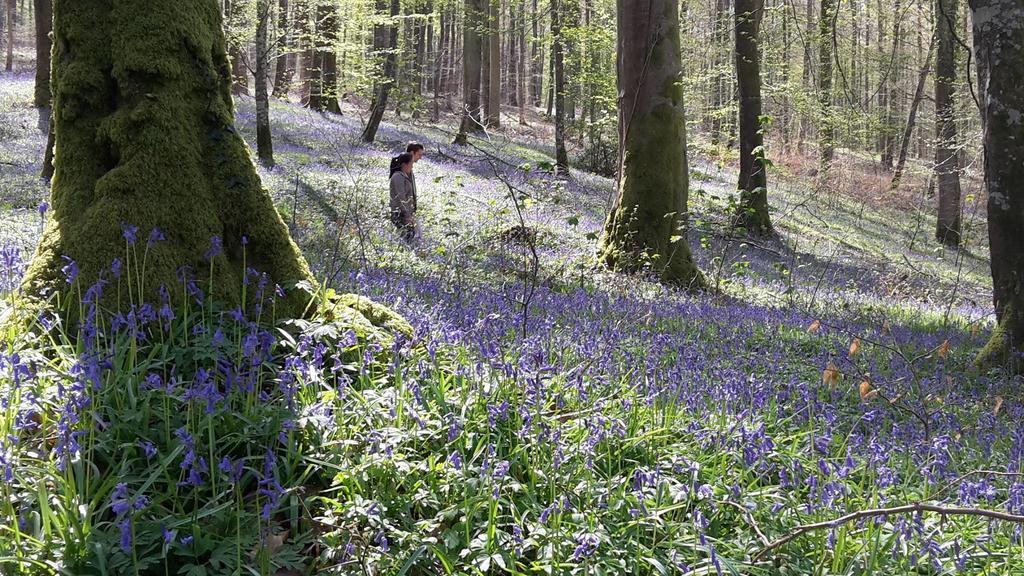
top-left (22, 0), bottom-right (315, 319)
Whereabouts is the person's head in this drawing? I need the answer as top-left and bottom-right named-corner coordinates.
top-left (406, 142), bottom-right (425, 163)
top-left (397, 152), bottom-right (414, 174)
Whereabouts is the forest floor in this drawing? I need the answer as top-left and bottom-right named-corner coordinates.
top-left (2, 71), bottom-right (1021, 575)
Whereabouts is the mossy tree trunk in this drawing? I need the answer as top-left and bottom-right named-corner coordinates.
top-left (22, 0), bottom-right (315, 318)
top-left (733, 0), bottom-right (772, 236)
top-left (255, 0), bottom-right (274, 166)
top-left (972, 0), bottom-right (1024, 369)
top-left (934, 0), bottom-right (962, 246)
top-left (361, 0), bottom-right (399, 143)
top-left (455, 0), bottom-right (484, 144)
top-left (818, 0), bottom-right (835, 170)
top-left (598, 0), bottom-right (703, 289)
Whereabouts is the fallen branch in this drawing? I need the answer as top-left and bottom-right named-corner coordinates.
top-left (753, 502), bottom-right (1024, 561)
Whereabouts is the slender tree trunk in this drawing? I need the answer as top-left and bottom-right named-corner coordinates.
top-left (33, 0), bottom-right (51, 110)
top-left (711, 0), bottom-right (732, 144)
top-left (272, 0), bottom-right (291, 98)
top-left (530, 0), bottom-right (542, 106)
top-left (5, 0), bottom-right (14, 72)
top-left (24, 0), bottom-right (315, 318)
top-left (880, 0), bottom-right (902, 168)
top-left (551, 0), bottom-right (568, 171)
top-left (734, 0), bottom-right (772, 235)
top-left (972, 0), bottom-right (1024, 368)
top-left (255, 0), bottom-right (274, 166)
top-left (517, 0), bottom-right (527, 124)
top-left (481, 3), bottom-right (491, 120)
top-left (891, 31), bottom-right (934, 188)
top-left (486, 0), bottom-right (500, 126)
top-left (818, 0), bottom-right (835, 169)
top-left (455, 0), bottom-right (484, 143)
top-left (362, 0), bottom-right (400, 142)
top-left (934, 0), bottom-right (962, 245)
top-left (297, 0), bottom-right (317, 107)
top-left (799, 0), bottom-right (813, 150)
top-left (599, 0), bottom-right (703, 289)
top-left (433, 7), bottom-right (447, 120)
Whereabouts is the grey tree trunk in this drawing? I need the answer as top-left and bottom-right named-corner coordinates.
top-left (455, 0), bottom-right (484, 143)
top-left (934, 0), bottom-right (962, 246)
top-left (255, 0), bottom-right (274, 166)
top-left (733, 0), bottom-right (772, 235)
top-left (818, 0), bottom-right (835, 169)
top-left (33, 0), bottom-right (51, 109)
top-left (530, 0), bottom-right (542, 106)
top-left (972, 0), bottom-right (1024, 368)
top-left (361, 0), bottom-right (400, 142)
top-left (552, 0), bottom-right (568, 171)
top-left (486, 0), bottom-right (500, 126)
top-left (5, 0), bottom-right (14, 72)
top-left (598, 0), bottom-right (703, 289)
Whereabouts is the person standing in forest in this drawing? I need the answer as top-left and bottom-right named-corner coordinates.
top-left (390, 152), bottom-right (418, 241)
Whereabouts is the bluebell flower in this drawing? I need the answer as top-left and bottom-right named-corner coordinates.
top-left (118, 518), bottom-right (132, 552)
top-left (121, 223), bottom-right (139, 245)
top-left (205, 235), bottom-right (223, 260)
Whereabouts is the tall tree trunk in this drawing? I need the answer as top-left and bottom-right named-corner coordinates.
top-left (891, 31), bottom-right (934, 188)
top-left (33, 0), bottom-right (51, 109)
top-left (433, 7), bottom-right (447, 120)
top-left (455, 0), bottom-right (484, 142)
top-left (517, 0), bottom-right (527, 124)
top-left (297, 0), bottom-right (317, 107)
top-left (551, 0), bottom-right (568, 171)
top-left (934, 0), bottom-right (962, 245)
top-left (272, 0), bottom-right (291, 98)
top-left (24, 0), bottom-right (315, 318)
top-left (530, 0), bottom-right (542, 106)
top-left (880, 0), bottom-right (902, 168)
top-left (481, 3), bottom-right (491, 120)
top-left (599, 0), bottom-right (703, 289)
top-left (799, 0), bottom-right (813, 150)
top-left (818, 0), bottom-right (835, 169)
top-left (711, 0), bottom-right (732, 144)
top-left (733, 0), bottom-right (772, 235)
top-left (486, 0), bottom-right (500, 126)
top-left (5, 0), bottom-right (14, 72)
top-left (318, 1), bottom-right (340, 113)
top-left (255, 0), bottom-right (274, 166)
top-left (362, 0), bottom-right (400, 142)
top-left (972, 0), bottom-right (1024, 368)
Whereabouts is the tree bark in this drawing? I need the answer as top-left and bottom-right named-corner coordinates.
top-left (733, 0), bottom-right (772, 235)
top-left (455, 0), bottom-right (484, 143)
top-left (530, 0), bottom-right (542, 106)
top-left (818, 0), bottom-right (836, 169)
top-left (23, 0), bottom-right (315, 318)
top-left (255, 0), bottom-right (274, 166)
top-left (33, 0), bottom-right (51, 109)
top-left (226, 0), bottom-right (249, 96)
top-left (972, 0), bottom-right (1024, 368)
top-left (934, 0), bottom-right (962, 246)
top-left (552, 0), bottom-right (568, 171)
top-left (598, 0), bottom-right (703, 289)
top-left (317, 1), bottom-right (340, 113)
top-left (361, 0), bottom-right (400, 142)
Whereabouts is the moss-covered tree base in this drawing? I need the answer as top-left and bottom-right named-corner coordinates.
top-left (975, 305), bottom-right (1024, 372)
top-left (22, 0), bottom-right (315, 319)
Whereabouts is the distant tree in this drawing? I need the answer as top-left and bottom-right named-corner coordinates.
top-left (486, 0), bottom-right (500, 127)
top-left (598, 0), bottom-right (703, 289)
top-left (23, 0), bottom-right (315, 318)
top-left (272, 0), bottom-right (292, 97)
top-left (33, 0), bottom-right (51, 109)
top-left (817, 0), bottom-right (835, 170)
top-left (551, 0), bottom-right (568, 171)
top-left (361, 0), bottom-right (400, 142)
top-left (891, 32), bottom-right (934, 188)
top-left (454, 0), bottom-right (484, 144)
top-left (315, 1), bottom-right (340, 113)
top-left (255, 0), bottom-right (274, 166)
top-left (973, 0), bottom-right (1024, 368)
top-left (226, 0), bottom-right (250, 95)
top-left (732, 0), bottom-right (771, 236)
top-left (934, 0), bottom-right (962, 246)
top-left (5, 0), bottom-right (14, 72)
